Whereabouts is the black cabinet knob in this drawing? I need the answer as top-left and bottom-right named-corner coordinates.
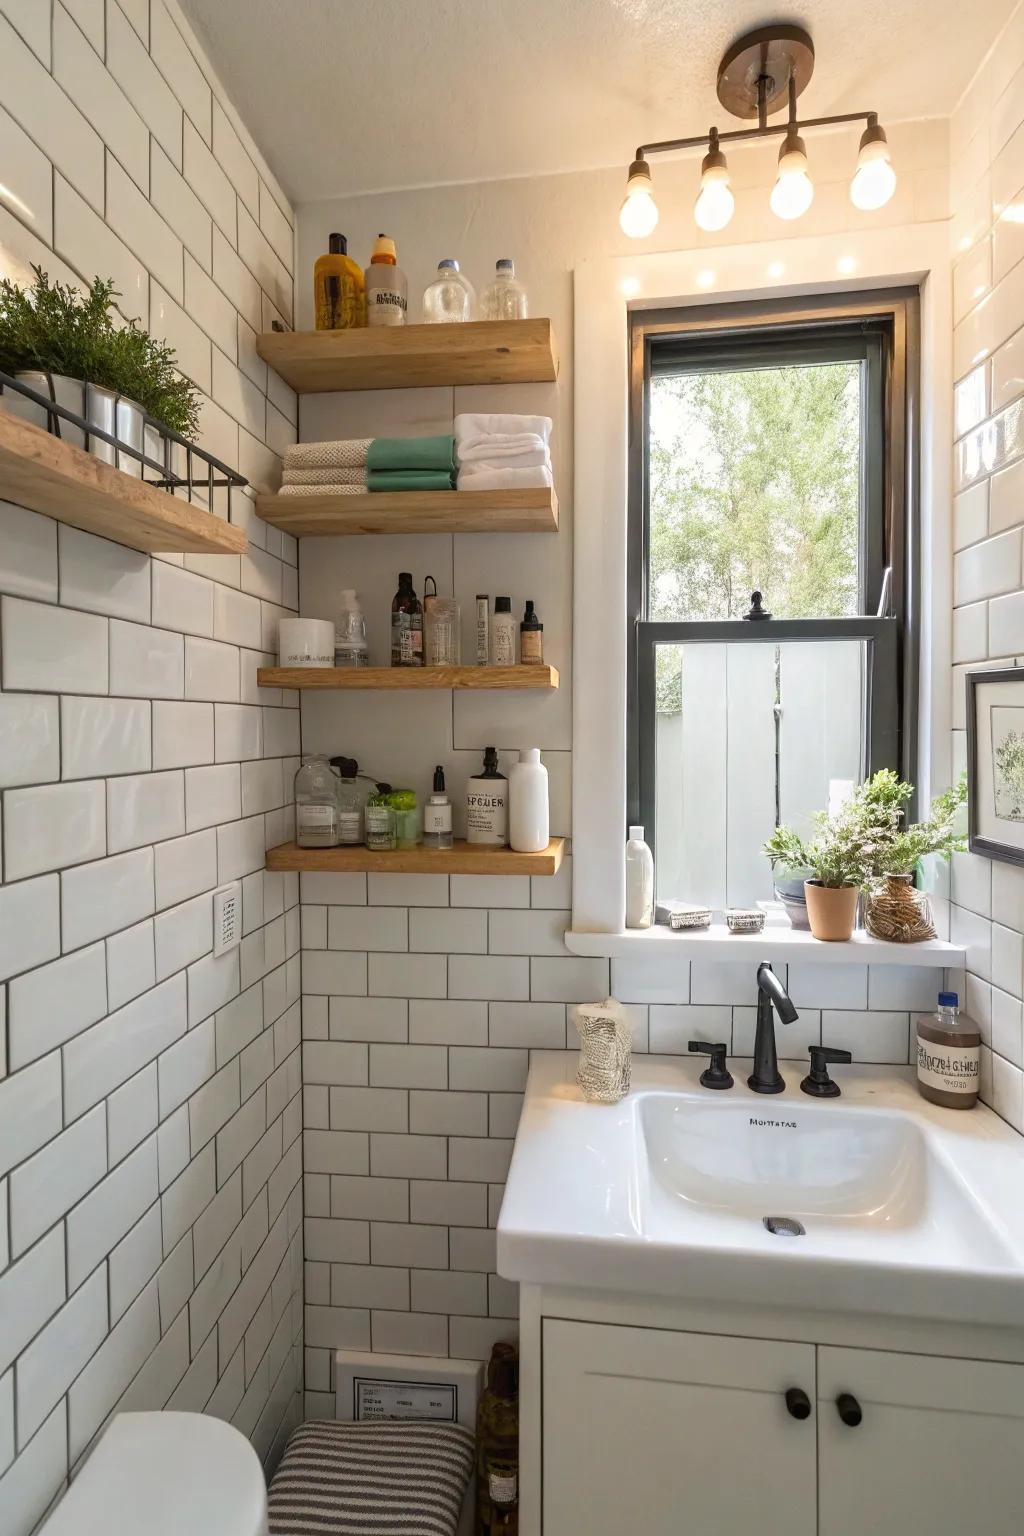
top-left (785, 1387), bottom-right (812, 1420)
top-left (836, 1392), bottom-right (863, 1427)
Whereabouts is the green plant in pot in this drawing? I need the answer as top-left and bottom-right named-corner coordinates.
top-left (763, 815), bottom-right (871, 941)
top-left (0, 266), bottom-right (201, 476)
top-left (763, 770), bottom-right (967, 942)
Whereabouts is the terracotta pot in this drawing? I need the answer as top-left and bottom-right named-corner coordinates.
top-left (804, 880), bottom-right (859, 941)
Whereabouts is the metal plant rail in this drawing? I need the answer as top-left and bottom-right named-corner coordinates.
top-left (0, 369), bottom-right (248, 503)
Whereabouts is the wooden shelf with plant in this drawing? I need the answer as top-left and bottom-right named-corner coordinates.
top-left (0, 267), bottom-right (246, 556)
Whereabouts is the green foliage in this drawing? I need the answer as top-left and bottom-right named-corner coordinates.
top-left (995, 731), bottom-right (1024, 818)
top-left (0, 266), bottom-right (202, 439)
top-left (763, 769), bottom-right (968, 889)
top-left (650, 363), bottom-right (860, 712)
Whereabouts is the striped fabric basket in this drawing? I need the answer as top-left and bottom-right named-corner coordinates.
top-left (268, 1419), bottom-right (476, 1536)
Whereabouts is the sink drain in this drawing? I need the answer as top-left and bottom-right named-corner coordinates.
top-left (763, 1215), bottom-right (806, 1237)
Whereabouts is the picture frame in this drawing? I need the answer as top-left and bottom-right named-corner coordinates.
top-left (966, 667), bottom-right (1024, 865)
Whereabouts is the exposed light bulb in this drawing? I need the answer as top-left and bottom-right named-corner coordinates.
top-left (619, 156), bottom-right (659, 238)
top-left (770, 131), bottom-right (814, 221)
top-left (693, 142), bottom-right (734, 232)
top-left (850, 122), bottom-right (896, 211)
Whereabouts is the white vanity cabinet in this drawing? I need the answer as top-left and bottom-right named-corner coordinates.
top-left (539, 1320), bottom-right (1024, 1536)
top-left (543, 1321), bottom-right (817, 1536)
top-left (817, 1346), bottom-right (1024, 1536)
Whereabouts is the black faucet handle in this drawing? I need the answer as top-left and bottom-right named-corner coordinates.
top-left (688, 1040), bottom-right (734, 1090)
top-left (801, 1045), bottom-right (853, 1098)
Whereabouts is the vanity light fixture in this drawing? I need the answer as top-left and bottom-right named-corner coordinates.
top-left (619, 25), bottom-right (897, 238)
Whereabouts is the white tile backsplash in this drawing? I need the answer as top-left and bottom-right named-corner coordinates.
top-left (2, 596), bottom-right (108, 694)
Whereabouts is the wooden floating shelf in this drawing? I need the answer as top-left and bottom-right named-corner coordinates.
top-left (256, 319), bottom-right (558, 393)
top-left (267, 838), bottom-right (565, 876)
top-left (257, 664), bottom-right (558, 691)
top-left (256, 486), bottom-right (558, 537)
top-left (0, 409), bottom-right (247, 556)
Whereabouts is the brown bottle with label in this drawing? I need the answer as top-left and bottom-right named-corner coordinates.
top-left (475, 1342), bottom-right (519, 1535)
top-left (916, 990), bottom-right (980, 1109)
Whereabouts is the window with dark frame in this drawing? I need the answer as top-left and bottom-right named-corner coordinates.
top-left (627, 292), bottom-right (918, 908)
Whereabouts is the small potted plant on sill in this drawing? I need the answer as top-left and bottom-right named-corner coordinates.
top-left (0, 266), bottom-right (201, 480)
top-left (763, 770), bottom-right (968, 943)
top-left (855, 770), bottom-right (967, 941)
top-left (763, 817), bottom-right (869, 942)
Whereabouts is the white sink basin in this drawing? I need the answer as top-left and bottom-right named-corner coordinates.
top-left (497, 1055), bottom-right (1024, 1326)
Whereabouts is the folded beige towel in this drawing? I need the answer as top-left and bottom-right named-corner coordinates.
top-left (283, 438), bottom-right (372, 470)
top-left (282, 466), bottom-right (368, 485)
top-left (278, 482), bottom-right (367, 496)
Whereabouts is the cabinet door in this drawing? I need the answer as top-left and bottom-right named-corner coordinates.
top-left (543, 1320), bottom-right (816, 1536)
top-left (819, 1346), bottom-right (1024, 1536)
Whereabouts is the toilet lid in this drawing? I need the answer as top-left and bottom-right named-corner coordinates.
top-left (39, 1413), bottom-right (269, 1536)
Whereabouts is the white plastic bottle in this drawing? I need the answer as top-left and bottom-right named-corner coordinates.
top-left (625, 825), bottom-right (654, 929)
top-left (335, 589), bottom-right (368, 668)
top-left (423, 259), bottom-right (475, 323)
top-left (364, 234), bottom-right (407, 327)
top-left (481, 259), bottom-right (528, 320)
top-left (509, 749), bottom-right (549, 852)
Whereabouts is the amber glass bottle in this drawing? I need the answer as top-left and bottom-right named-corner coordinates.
top-left (314, 233), bottom-right (366, 329)
top-left (476, 1342), bottom-right (519, 1535)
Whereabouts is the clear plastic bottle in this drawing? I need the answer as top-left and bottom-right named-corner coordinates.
top-left (335, 589), bottom-right (368, 668)
top-left (423, 766), bottom-right (453, 850)
top-left (332, 758), bottom-right (365, 845)
top-left (364, 789), bottom-right (397, 851)
top-left (481, 259), bottom-right (528, 320)
top-left (295, 754), bottom-right (340, 848)
top-left (364, 234), bottom-right (407, 327)
top-left (422, 259), bottom-right (475, 323)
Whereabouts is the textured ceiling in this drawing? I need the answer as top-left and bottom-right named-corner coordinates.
top-left (179, 0), bottom-right (1011, 202)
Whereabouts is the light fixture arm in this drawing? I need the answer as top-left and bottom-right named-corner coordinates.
top-left (634, 106), bottom-right (878, 164)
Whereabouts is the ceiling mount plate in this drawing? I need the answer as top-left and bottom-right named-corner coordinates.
top-left (716, 25), bottom-right (815, 120)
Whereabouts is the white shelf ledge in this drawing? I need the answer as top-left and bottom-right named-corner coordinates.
top-left (563, 924), bottom-right (965, 967)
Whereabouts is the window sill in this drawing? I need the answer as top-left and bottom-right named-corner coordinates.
top-left (563, 925), bottom-right (964, 967)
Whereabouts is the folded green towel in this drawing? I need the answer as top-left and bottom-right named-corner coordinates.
top-left (366, 435), bottom-right (456, 473)
top-left (367, 469), bottom-right (456, 492)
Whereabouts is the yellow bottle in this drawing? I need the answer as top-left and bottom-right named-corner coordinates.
top-left (314, 233), bottom-right (366, 329)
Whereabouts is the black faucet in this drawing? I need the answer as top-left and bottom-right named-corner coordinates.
top-left (749, 962), bottom-right (799, 1094)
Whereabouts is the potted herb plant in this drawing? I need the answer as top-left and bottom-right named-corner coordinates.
top-left (0, 266), bottom-right (201, 479)
top-left (763, 814), bottom-right (869, 941)
top-left (763, 770), bottom-right (967, 943)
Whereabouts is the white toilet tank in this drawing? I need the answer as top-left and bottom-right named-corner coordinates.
top-left (38, 1412), bottom-right (269, 1536)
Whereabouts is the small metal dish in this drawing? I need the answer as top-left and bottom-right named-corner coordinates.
top-left (725, 907), bottom-right (766, 934)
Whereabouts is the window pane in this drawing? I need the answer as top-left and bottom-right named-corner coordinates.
top-left (649, 363), bottom-right (863, 621)
top-left (654, 639), bottom-right (866, 906)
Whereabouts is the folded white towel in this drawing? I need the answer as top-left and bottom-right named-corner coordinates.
top-left (278, 482), bottom-right (367, 496)
top-left (284, 438), bottom-right (372, 470)
top-left (457, 465), bottom-right (553, 491)
top-left (457, 436), bottom-right (548, 464)
top-left (457, 449), bottom-right (549, 470)
top-left (454, 413), bottom-right (552, 448)
top-left (283, 466), bottom-right (368, 485)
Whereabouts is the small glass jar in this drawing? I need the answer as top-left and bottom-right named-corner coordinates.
top-left (364, 791), bottom-right (397, 851)
top-left (295, 754), bottom-right (340, 848)
top-left (387, 788), bottom-right (420, 848)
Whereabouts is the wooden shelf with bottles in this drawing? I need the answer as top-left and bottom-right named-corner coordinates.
top-left (266, 838), bottom-right (565, 876)
top-left (255, 319), bottom-right (558, 393)
top-left (257, 664), bottom-right (558, 691)
top-left (255, 485), bottom-right (558, 537)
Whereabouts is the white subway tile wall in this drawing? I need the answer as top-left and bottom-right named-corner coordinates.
top-left (950, 13), bottom-right (1024, 1136)
top-left (0, 2), bottom-right (300, 1528)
